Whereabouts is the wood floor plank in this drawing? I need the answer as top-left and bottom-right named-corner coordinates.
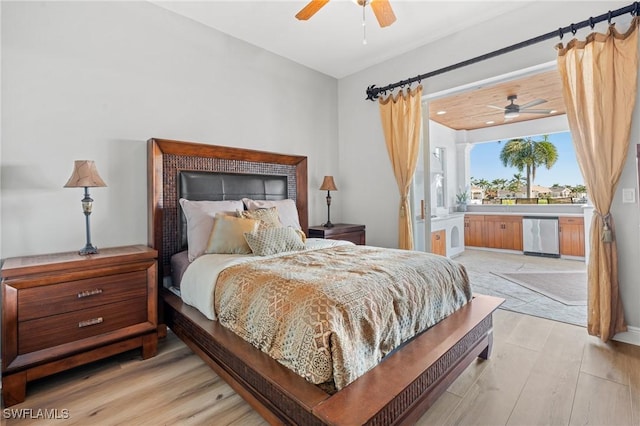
top-left (490, 304), bottom-right (523, 338)
top-left (447, 307), bottom-right (515, 398)
top-left (620, 341), bottom-right (640, 425)
top-left (569, 373), bottom-right (633, 425)
top-left (506, 321), bottom-right (586, 425)
top-left (440, 341), bottom-right (539, 425)
top-left (505, 313), bottom-right (554, 352)
top-left (446, 358), bottom-right (490, 398)
top-left (580, 339), bottom-right (629, 385)
top-left (415, 391), bottom-right (462, 425)
top-left (3, 338), bottom-right (266, 426)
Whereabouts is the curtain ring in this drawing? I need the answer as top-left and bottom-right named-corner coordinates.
top-left (558, 27), bottom-right (564, 39)
top-left (589, 17), bottom-right (595, 29)
top-left (635, 2), bottom-right (640, 16)
top-left (570, 23), bottom-right (577, 35)
top-left (608, 10), bottom-right (613, 24)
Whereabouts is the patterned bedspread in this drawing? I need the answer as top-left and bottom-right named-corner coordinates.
top-left (214, 244), bottom-right (472, 391)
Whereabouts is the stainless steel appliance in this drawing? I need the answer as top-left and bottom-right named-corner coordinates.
top-left (522, 216), bottom-right (560, 258)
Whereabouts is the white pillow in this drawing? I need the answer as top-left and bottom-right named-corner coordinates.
top-left (179, 198), bottom-right (244, 261)
top-left (242, 198), bottom-right (301, 230)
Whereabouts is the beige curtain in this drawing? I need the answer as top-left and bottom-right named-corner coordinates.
top-left (378, 86), bottom-right (423, 250)
top-left (557, 17), bottom-right (639, 342)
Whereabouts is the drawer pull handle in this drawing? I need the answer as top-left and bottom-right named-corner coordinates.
top-left (77, 289), bottom-right (103, 298)
top-left (78, 317), bottom-right (103, 328)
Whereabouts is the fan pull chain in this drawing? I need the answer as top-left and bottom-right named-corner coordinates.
top-left (362, 1), bottom-right (367, 45)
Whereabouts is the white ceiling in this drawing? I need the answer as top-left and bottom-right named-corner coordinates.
top-left (151, 0), bottom-right (537, 78)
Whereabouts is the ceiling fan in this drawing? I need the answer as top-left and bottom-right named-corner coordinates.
top-left (487, 95), bottom-right (553, 119)
top-left (295, 0), bottom-right (397, 28)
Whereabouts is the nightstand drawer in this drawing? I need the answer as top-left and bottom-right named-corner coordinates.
top-left (18, 271), bottom-right (147, 321)
top-left (327, 231), bottom-right (365, 245)
top-left (308, 224), bottom-right (366, 245)
top-left (18, 297), bottom-right (148, 354)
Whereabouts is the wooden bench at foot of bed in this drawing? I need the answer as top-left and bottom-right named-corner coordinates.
top-left (163, 290), bottom-right (502, 426)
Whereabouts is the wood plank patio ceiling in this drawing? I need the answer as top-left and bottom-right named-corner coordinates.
top-left (428, 70), bottom-right (565, 131)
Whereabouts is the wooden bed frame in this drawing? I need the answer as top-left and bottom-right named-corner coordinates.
top-left (148, 138), bottom-right (503, 425)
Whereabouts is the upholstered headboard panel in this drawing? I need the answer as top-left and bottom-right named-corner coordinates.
top-left (178, 171), bottom-right (288, 250)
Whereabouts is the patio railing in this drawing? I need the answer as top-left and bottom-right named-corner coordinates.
top-left (482, 197), bottom-right (575, 205)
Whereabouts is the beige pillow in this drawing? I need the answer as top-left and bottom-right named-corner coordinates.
top-left (179, 198), bottom-right (245, 261)
top-left (238, 207), bottom-right (283, 230)
top-left (244, 227), bottom-right (305, 256)
top-left (242, 198), bottom-right (301, 230)
top-left (205, 215), bottom-right (260, 255)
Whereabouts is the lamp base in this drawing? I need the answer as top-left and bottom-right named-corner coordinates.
top-left (79, 244), bottom-right (99, 256)
top-left (322, 221), bottom-right (334, 228)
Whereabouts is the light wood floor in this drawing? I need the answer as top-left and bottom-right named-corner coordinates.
top-left (3, 310), bottom-right (639, 425)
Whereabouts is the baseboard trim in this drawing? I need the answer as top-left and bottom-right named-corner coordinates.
top-left (614, 325), bottom-right (640, 346)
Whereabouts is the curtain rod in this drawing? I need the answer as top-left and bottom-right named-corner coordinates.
top-left (365, 2), bottom-right (640, 101)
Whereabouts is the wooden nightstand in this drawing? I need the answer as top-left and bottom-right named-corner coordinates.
top-left (308, 224), bottom-right (366, 245)
top-left (1, 245), bottom-right (158, 407)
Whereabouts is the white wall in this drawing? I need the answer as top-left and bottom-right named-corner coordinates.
top-left (338, 1), bottom-right (639, 342)
top-left (1, 1), bottom-right (338, 258)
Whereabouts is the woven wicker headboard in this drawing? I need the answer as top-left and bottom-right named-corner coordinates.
top-left (147, 138), bottom-right (308, 282)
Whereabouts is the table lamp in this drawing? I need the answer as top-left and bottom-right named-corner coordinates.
top-left (319, 176), bottom-right (338, 228)
top-left (64, 160), bottom-right (107, 255)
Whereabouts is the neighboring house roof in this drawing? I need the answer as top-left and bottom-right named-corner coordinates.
top-left (531, 184), bottom-right (551, 193)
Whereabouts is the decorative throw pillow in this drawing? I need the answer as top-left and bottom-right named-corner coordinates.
top-left (237, 207), bottom-right (283, 230)
top-left (205, 214), bottom-right (260, 255)
top-left (244, 227), bottom-right (305, 256)
top-left (179, 198), bottom-right (245, 261)
top-left (242, 198), bottom-right (301, 230)
top-left (295, 229), bottom-right (307, 243)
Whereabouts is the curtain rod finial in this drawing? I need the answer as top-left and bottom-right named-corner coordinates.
top-left (366, 85), bottom-right (379, 101)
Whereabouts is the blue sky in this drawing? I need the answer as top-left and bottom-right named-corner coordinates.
top-left (470, 131), bottom-right (584, 187)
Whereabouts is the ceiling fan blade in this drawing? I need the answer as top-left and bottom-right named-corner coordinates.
top-left (520, 109), bottom-right (553, 114)
top-left (487, 105), bottom-right (506, 110)
top-left (519, 99), bottom-right (547, 109)
top-left (295, 0), bottom-right (330, 20)
top-left (370, 0), bottom-right (396, 27)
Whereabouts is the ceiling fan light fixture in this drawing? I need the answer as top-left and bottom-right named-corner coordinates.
top-left (504, 111), bottom-right (520, 119)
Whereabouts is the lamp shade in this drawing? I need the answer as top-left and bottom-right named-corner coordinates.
top-left (64, 160), bottom-right (107, 188)
top-left (319, 176), bottom-right (337, 191)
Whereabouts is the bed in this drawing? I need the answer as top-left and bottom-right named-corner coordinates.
top-left (147, 137), bottom-right (503, 425)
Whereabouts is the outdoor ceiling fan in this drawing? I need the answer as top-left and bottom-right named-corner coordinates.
top-left (488, 95), bottom-right (553, 119)
top-left (295, 0), bottom-right (397, 28)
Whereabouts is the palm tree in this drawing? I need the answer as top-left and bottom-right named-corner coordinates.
top-left (475, 178), bottom-right (490, 190)
top-left (507, 178), bottom-right (521, 193)
top-left (499, 135), bottom-right (558, 198)
top-left (507, 172), bottom-right (526, 193)
top-left (471, 177), bottom-right (492, 199)
top-left (491, 178), bottom-right (508, 190)
top-left (513, 172), bottom-right (526, 186)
